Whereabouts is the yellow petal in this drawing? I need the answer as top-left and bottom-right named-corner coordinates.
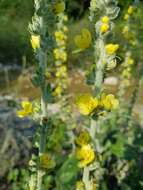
top-left (112, 99), bottom-right (119, 109)
top-left (17, 110), bottom-right (27, 118)
top-left (102, 16), bottom-right (109, 23)
top-left (74, 28), bottom-right (92, 50)
top-left (124, 14), bottom-right (129, 20)
top-left (30, 35), bottom-right (40, 50)
top-left (127, 6), bottom-right (134, 15)
top-left (21, 101), bottom-right (32, 109)
top-left (100, 23), bottom-right (109, 33)
top-left (76, 94), bottom-right (98, 115)
top-left (105, 44), bottom-right (119, 55)
top-left (75, 131), bottom-right (91, 146)
top-left (77, 144), bottom-right (95, 168)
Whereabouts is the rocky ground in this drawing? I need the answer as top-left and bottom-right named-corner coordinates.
top-left (0, 95), bottom-right (35, 178)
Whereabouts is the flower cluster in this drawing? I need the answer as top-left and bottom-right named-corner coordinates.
top-left (76, 180), bottom-right (96, 190)
top-left (121, 6), bottom-right (136, 88)
top-left (124, 6), bottom-right (135, 20)
top-left (54, 28), bottom-right (68, 63)
top-left (121, 53), bottom-right (134, 87)
top-left (53, 65), bottom-right (68, 96)
top-left (100, 16), bottom-right (110, 33)
top-left (76, 93), bottom-right (119, 116)
top-left (75, 130), bottom-right (95, 167)
top-left (122, 5), bottom-right (136, 41)
top-left (76, 181), bottom-right (85, 190)
top-left (53, 13), bottom-right (68, 96)
top-left (99, 16), bottom-right (120, 70)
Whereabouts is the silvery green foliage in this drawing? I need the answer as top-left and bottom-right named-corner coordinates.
top-left (86, 0), bottom-right (120, 187)
top-left (29, 15), bottom-right (42, 34)
top-left (89, 0), bottom-right (120, 91)
top-left (104, 0), bottom-right (120, 20)
top-left (29, 0), bottom-right (56, 104)
top-left (29, 0), bottom-right (55, 49)
top-left (34, 0), bottom-right (42, 13)
top-left (89, 0), bottom-right (120, 21)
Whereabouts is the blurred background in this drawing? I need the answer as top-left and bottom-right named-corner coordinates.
top-left (0, 0), bottom-right (143, 189)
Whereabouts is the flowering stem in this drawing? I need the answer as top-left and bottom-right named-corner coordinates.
top-left (82, 120), bottom-right (99, 190)
top-left (81, 1), bottom-right (120, 189)
top-left (29, 1), bottom-right (54, 189)
top-left (82, 16), bottom-right (106, 190)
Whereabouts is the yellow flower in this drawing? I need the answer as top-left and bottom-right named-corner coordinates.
top-left (63, 15), bottom-right (68, 21)
top-left (75, 131), bottom-right (91, 146)
top-left (56, 65), bottom-right (67, 78)
top-left (17, 101), bottom-right (33, 118)
top-left (53, 86), bottom-right (62, 96)
top-left (100, 23), bottom-right (109, 33)
top-left (61, 52), bottom-right (67, 62)
top-left (76, 144), bottom-right (95, 167)
top-left (122, 69), bottom-right (131, 78)
top-left (63, 26), bottom-right (68, 33)
top-left (76, 181), bottom-right (85, 190)
top-left (101, 94), bottom-right (119, 110)
top-left (122, 26), bottom-right (129, 34)
top-left (102, 16), bottom-right (109, 23)
top-left (53, 1), bottom-right (65, 14)
top-left (74, 28), bottom-right (92, 51)
top-left (92, 182), bottom-right (97, 190)
top-left (124, 14), bottom-right (129, 20)
top-left (128, 58), bottom-right (134, 65)
top-left (53, 49), bottom-right (67, 62)
top-left (54, 48), bottom-right (60, 58)
top-left (55, 30), bottom-right (65, 41)
top-left (45, 70), bottom-right (52, 79)
top-left (76, 94), bottom-right (98, 115)
top-left (127, 6), bottom-right (134, 15)
top-left (30, 35), bottom-right (40, 50)
top-left (105, 44), bottom-right (119, 55)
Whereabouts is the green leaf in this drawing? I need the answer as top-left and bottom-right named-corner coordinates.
top-left (86, 64), bottom-right (96, 85)
top-left (42, 84), bottom-right (54, 103)
top-left (111, 136), bottom-right (125, 158)
top-left (56, 156), bottom-right (79, 188)
top-left (47, 122), bottom-right (66, 151)
top-left (31, 68), bottom-right (45, 87)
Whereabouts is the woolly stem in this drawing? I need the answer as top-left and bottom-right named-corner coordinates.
top-left (82, 167), bottom-right (92, 190)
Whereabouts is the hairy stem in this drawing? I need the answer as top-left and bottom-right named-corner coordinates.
top-left (82, 167), bottom-right (92, 190)
top-left (94, 38), bottom-right (106, 96)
